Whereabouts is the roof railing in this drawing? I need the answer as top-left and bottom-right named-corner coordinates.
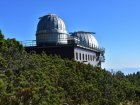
top-left (20, 40), bottom-right (36, 47)
top-left (21, 39), bottom-right (105, 52)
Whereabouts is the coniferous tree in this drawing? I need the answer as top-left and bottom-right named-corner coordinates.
top-left (0, 29), bottom-right (140, 105)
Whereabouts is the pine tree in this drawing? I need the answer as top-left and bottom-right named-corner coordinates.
top-left (0, 30), bottom-right (4, 46)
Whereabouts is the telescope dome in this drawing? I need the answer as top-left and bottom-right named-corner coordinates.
top-left (71, 31), bottom-right (99, 48)
top-left (36, 14), bottom-right (68, 46)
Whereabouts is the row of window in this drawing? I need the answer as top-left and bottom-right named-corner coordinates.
top-left (75, 52), bottom-right (96, 61)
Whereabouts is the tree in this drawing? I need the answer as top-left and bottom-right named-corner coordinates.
top-left (0, 29), bottom-right (140, 104)
top-left (0, 30), bottom-right (4, 47)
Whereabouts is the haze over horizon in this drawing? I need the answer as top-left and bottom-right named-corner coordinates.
top-left (0, 0), bottom-right (140, 74)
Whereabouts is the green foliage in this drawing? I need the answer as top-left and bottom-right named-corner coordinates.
top-left (0, 30), bottom-right (4, 41)
top-left (0, 30), bottom-right (139, 105)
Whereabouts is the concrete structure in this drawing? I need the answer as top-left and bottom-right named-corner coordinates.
top-left (25, 14), bottom-right (105, 67)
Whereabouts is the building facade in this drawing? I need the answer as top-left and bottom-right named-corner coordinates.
top-left (25, 14), bottom-right (105, 67)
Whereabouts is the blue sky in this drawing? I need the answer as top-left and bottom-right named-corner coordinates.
top-left (0, 0), bottom-right (140, 74)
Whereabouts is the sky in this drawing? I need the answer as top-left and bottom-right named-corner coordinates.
top-left (0, 0), bottom-right (140, 74)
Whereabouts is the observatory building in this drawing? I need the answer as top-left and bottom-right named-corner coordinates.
top-left (25, 14), bottom-right (105, 67)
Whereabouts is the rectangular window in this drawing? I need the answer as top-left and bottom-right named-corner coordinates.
top-left (93, 55), bottom-right (95, 61)
top-left (79, 53), bottom-right (81, 60)
top-left (88, 55), bottom-right (89, 61)
top-left (86, 54), bottom-right (87, 61)
top-left (83, 54), bottom-right (84, 61)
top-left (90, 55), bottom-right (92, 61)
top-left (76, 52), bottom-right (78, 60)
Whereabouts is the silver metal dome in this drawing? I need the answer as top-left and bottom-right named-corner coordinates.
top-left (71, 31), bottom-right (99, 48)
top-left (36, 14), bottom-right (68, 46)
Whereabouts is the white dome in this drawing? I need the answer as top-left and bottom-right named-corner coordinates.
top-left (71, 31), bottom-right (99, 48)
top-left (36, 14), bottom-right (67, 33)
top-left (36, 14), bottom-right (68, 46)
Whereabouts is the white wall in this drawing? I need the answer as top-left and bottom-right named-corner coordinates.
top-left (74, 47), bottom-right (100, 66)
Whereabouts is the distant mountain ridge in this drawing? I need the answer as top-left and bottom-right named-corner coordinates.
top-left (108, 67), bottom-right (140, 75)
top-left (120, 67), bottom-right (140, 75)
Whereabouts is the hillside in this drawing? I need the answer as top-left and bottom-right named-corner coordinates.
top-left (0, 30), bottom-right (140, 105)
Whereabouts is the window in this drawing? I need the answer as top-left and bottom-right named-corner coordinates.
top-left (76, 52), bottom-right (78, 60)
top-left (88, 55), bottom-right (89, 61)
top-left (85, 54), bottom-right (87, 61)
top-left (79, 53), bottom-right (81, 60)
top-left (93, 55), bottom-right (95, 61)
top-left (83, 54), bottom-right (84, 61)
top-left (90, 55), bottom-right (92, 61)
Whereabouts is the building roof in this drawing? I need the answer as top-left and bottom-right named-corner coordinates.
top-left (36, 14), bottom-right (67, 34)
